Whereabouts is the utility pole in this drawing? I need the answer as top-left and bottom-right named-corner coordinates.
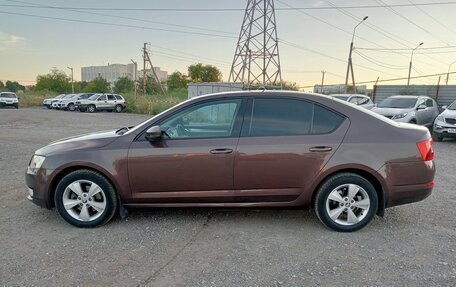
top-left (130, 59), bottom-right (137, 99)
top-left (67, 66), bottom-right (74, 93)
top-left (407, 42), bottom-right (423, 86)
top-left (446, 60), bottom-right (456, 85)
top-left (320, 71), bottom-right (325, 93)
top-left (143, 43), bottom-right (147, 95)
top-left (142, 43), bottom-right (166, 95)
top-left (229, 0), bottom-right (282, 89)
top-left (344, 16), bottom-right (368, 93)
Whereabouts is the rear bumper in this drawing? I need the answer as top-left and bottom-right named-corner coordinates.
top-left (379, 160), bottom-right (435, 208)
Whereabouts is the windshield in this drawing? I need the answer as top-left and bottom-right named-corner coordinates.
top-left (448, 101), bottom-right (456, 110)
top-left (333, 95), bottom-right (350, 101)
top-left (0, 93), bottom-right (16, 98)
top-left (378, 97), bottom-right (417, 109)
top-left (55, 94), bottom-right (66, 99)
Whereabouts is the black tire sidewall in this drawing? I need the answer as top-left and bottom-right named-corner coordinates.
top-left (88, 105), bottom-right (96, 113)
top-left (68, 103), bottom-right (75, 111)
top-left (315, 174), bottom-right (378, 232)
top-left (54, 170), bottom-right (117, 228)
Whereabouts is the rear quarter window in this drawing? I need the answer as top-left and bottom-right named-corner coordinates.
top-left (312, 105), bottom-right (344, 134)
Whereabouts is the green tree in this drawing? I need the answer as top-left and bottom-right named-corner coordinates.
top-left (281, 81), bottom-right (299, 91)
top-left (83, 76), bottom-right (110, 93)
top-left (35, 68), bottom-right (71, 93)
top-left (167, 71), bottom-right (189, 90)
top-left (137, 75), bottom-right (164, 95)
top-left (6, 80), bottom-right (25, 92)
top-left (113, 76), bottom-right (134, 94)
top-left (188, 63), bottom-right (222, 82)
top-left (0, 80), bottom-right (5, 91)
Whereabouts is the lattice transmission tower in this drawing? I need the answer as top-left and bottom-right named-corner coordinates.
top-left (229, 0), bottom-right (282, 89)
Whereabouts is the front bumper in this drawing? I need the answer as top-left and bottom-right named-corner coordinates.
top-left (433, 121), bottom-right (456, 138)
top-left (0, 101), bottom-right (18, 107)
top-left (25, 168), bottom-right (55, 209)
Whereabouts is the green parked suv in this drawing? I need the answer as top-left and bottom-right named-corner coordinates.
top-left (75, 93), bottom-right (126, 113)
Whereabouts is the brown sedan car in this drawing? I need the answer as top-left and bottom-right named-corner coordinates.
top-left (25, 91), bottom-right (435, 232)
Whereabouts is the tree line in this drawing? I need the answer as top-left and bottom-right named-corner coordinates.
top-left (1, 62), bottom-right (298, 94)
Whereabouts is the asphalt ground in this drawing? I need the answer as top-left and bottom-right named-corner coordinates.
top-left (0, 107), bottom-right (455, 286)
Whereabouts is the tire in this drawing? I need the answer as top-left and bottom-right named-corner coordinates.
top-left (87, 104), bottom-right (96, 113)
top-left (114, 104), bottom-right (123, 113)
top-left (314, 173), bottom-right (378, 232)
top-left (14, 104), bottom-right (18, 109)
top-left (54, 170), bottom-right (118, 228)
top-left (409, 119), bottom-right (417, 124)
top-left (68, 103), bottom-right (75, 111)
top-left (432, 133), bottom-right (443, 142)
top-left (46, 105), bottom-right (52, 109)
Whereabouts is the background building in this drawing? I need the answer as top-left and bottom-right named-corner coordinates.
top-left (81, 64), bottom-right (168, 86)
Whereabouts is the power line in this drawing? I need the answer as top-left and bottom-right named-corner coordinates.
top-left (353, 50), bottom-right (409, 70)
top-left (0, 10), bottom-right (237, 39)
top-left (407, 0), bottom-right (456, 37)
top-left (5, 0), bottom-right (237, 36)
top-left (2, 1), bottom-right (456, 11)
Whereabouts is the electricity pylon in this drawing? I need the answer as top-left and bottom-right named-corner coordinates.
top-left (229, 0), bottom-right (282, 89)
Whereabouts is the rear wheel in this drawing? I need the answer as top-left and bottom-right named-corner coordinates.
top-left (54, 170), bottom-right (118, 228)
top-left (115, 104), bottom-right (123, 113)
top-left (87, 104), bottom-right (96, 113)
top-left (314, 173), bottom-right (378, 232)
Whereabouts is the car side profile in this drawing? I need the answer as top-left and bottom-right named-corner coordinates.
top-left (372, 95), bottom-right (439, 127)
top-left (433, 100), bottom-right (456, 141)
top-left (331, 94), bottom-right (374, 109)
top-left (25, 91), bottom-right (435, 232)
top-left (55, 93), bottom-right (94, 111)
top-left (0, 92), bottom-right (19, 108)
top-left (75, 93), bottom-right (125, 113)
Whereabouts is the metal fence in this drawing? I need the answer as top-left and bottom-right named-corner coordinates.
top-left (373, 85), bottom-right (456, 106)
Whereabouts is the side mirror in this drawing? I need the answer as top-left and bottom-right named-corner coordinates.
top-left (417, 104), bottom-right (427, 110)
top-left (17, 96), bottom-right (20, 100)
top-left (442, 105), bottom-right (448, 110)
top-left (145, 125), bottom-right (163, 141)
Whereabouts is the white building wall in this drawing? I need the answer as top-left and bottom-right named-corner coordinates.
top-left (81, 63), bottom-right (137, 85)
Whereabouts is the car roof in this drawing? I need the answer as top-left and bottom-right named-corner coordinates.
top-left (389, 95), bottom-right (421, 99)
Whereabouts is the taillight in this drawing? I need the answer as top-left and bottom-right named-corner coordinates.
top-left (416, 138), bottom-right (434, 161)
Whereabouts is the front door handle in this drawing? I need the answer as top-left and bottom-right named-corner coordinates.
top-left (210, 148), bottom-right (233, 154)
top-left (309, 146), bottom-right (333, 152)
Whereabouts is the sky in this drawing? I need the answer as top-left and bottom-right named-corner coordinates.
top-left (2, 0), bottom-right (456, 90)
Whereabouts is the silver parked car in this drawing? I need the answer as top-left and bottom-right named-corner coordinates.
top-left (433, 100), bottom-right (456, 141)
top-left (75, 93), bottom-right (126, 113)
top-left (372, 95), bottom-right (439, 127)
top-left (331, 94), bottom-right (374, 109)
top-left (54, 93), bottom-right (94, 111)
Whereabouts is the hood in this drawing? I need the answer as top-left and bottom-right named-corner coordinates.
top-left (371, 107), bottom-right (412, 116)
top-left (35, 130), bottom-right (120, 156)
top-left (440, 108), bottom-right (456, 118)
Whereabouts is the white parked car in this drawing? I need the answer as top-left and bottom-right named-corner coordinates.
top-left (53, 93), bottom-right (94, 111)
top-left (433, 100), bottom-right (456, 141)
top-left (51, 94), bottom-right (74, 109)
top-left (0, 92), bottom-right (19, 109)
top-left (43, 94), bottom-right (66, 109)
top-left (331, 94), bottom-right (374, 109)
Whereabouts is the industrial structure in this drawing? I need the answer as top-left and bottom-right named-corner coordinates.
top-left (229, 0), bottom-right (282, 89)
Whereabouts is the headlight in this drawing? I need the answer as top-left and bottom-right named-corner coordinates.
top-left (393, 113), bottom-right (408, 119)
top-left (27, 155), bottom-right (46, 175)
top-left (436, 115), bottom-right (444, 122)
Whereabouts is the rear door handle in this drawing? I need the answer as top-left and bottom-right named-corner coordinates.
top-left (210, 148), bottom-right (233, 154)
top-left (309, 146), bottom-right (333, 152)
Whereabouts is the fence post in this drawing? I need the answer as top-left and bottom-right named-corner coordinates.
top-left (372, 77), bottom-right (379, 103)
top-left (436, 76), bottom-right (441, 102)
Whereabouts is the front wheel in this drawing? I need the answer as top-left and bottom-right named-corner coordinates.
top-left (54, 170), bottom-right (118, 227)
top-left (314, 173), bottom-right (378, 232)
top-left (87, 104), bottom-right (96, 113)
top-left (68, 103), bottom-right (75, 111)
top-left (432, 133), bottom-right (443, 142)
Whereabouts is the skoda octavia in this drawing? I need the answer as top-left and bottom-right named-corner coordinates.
top-left (25, 91), bottom-right (435, 232)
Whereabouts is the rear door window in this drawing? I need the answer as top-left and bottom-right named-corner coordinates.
top-left (107, 95), bottom-right (116, 101)
top-left (426, 99), bottom-right (434, 107)
top-left (245, 98), bottom-right (344, 137)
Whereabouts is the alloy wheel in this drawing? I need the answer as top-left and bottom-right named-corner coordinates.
top-left (62, 180), bottom-right (106, 222)
top-left (325, 184), bottom-right (370, 226)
